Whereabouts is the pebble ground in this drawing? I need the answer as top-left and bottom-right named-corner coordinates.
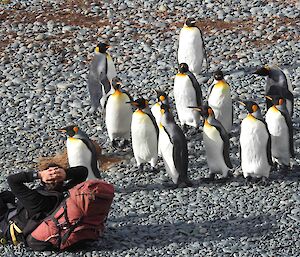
top-left (0, 0), bottom-right (299, 256)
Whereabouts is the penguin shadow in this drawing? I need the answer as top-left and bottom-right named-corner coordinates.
top-left (268, 165), bottom-right (300, 182)
top-left (90, 214), bottom-right (278, 251)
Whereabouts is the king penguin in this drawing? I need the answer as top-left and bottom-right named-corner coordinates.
top-left (239, 101), bottom-right (273, 183)
top-left (87, 42), bottom-right (117, 112)
top-left (253, 65), bottom-right (294, 116)
top-left (207, 69), bottom-right (233, 133)
top-left (58, 125), bottom-right (101, 180)
top-left (265, 94), bottom-right (294, 171)
top-left (129, 98), bottom-right (159, 172)
top-left (159, 104), bottom-right (192, 187)
top-left (174, 63), bottom-right (202, 129)
top-left (151, 90), bottom-right (170, 126)
top-left (189, 105), bottom-right (232, 181)
top-left (105, 78), bottom-right (133, 148)
top-left (178, 17), bottom-right (208, 74)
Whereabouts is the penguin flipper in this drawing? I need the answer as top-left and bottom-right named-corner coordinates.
top-left (262, 121), bottom-right (273, 166)
top-left (145, 113), bottom-right (159, 140)
top-left (210, 119), bottom-right (233, 169)
top-left (186, 71), bottom-right (203, 106)
top-left (198, 28), bottom-right (208, 73)
top-left (81, 138), bottom-right (101, 178)
top-left (88, 75), bottom-right (102, 109)
top-left (281, 109), bottom-right (295, 157)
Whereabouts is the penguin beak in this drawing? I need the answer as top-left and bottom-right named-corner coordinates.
top-left (106, 45), bottom-right (111, 49)
top-left (187, 106), bottom-right (202, 112)
top-left (238, 101), bottom-right (246, 106)
top-left (58, 128), bottom-right (67, 133)
top-left (126, 101), bottom-right (138, 107)
top-left (265, 96), bottom-right (273, 101)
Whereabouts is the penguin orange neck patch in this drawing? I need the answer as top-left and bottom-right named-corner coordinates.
top-left (246, 114), bottom-right (257, 121)
top-left (113, 90), bottom-right (121, 96)
top-left (215, 80), bottom-right (228, 88)
top-left (135, 109), bottom-right (144, 115)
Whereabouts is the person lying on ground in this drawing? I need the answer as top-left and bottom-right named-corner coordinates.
top-left (0, 164), bottom-right (88, 249)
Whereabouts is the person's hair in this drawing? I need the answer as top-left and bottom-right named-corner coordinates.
top-left (42, 163), bottom-right (65, 192)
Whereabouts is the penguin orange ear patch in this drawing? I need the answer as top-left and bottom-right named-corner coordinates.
top-left (252, 105), bottom-right (258, 112)
top-left (95, 46), bottom-right (100, 53)
top-left (208, 108), bottom-right (213, 115)
top-left (159, 95), bottom-right (165, 102)
top-left (279, 98), bottom-right (284, 105)
top-left (73, 127), bottom-right (79, 133)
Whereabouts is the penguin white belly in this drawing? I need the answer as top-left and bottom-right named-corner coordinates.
top-left (159, 127), bottom-right (179, 184)
top-left (208, 86), bottom-right (232, 133)
top-left (66, 138), bottom-right (95, 180)
top-left (178, 28), bottom-right (204, 74)
top-left (174, 75), bottom-right (200, 127)
top-left (131, 113), bottom-right (158, 165)
top-left (105, 93), bottom-right (132, 141)
top-left (203, 124), bottom-right (228, 176)
top-left (151, 103), bottom-right (161, 126)
top-left (265, 108), bottom-right (290, 165)
top-left (240, 117), bottom-right (271, 178)
top-left (106, 54), bottom-right (117, 81)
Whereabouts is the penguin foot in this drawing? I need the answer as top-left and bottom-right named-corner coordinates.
top-left (176, 180), bottom-right (193, 188)
top-left (122, 139), bottom-right (130, 148)
top-left (112, 139), bottom-right (118, 148)
top-left (278, 164), bottom-right (290, 175)
top-left (150, 167), bottom-right (159, 174)
top-left (202, 173), bottom-right (216, 182)
top-left (245, 176), bottom-right (252, 186)
top-left (181, 124), bottom-right (188, 133)
top-left (256, 177), bottom-right (268, 186)
top-left (138, 164), bottom-right (144, 172)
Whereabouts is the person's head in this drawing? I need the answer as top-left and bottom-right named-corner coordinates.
top-left (42, 163), bottom-right (65, 192)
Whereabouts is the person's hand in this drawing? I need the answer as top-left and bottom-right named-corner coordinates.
top-left (39, 167), bottom-right (66, 184)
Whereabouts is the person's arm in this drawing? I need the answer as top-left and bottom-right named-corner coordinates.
top-left (64, 166), bottom-right (88, 190)
top-left (7, 171), bottom-right (57, 215)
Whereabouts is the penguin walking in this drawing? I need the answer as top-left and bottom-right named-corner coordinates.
top-left (253, 65), bottom-right (294, 116)
top-left (207, 69), bottom-right (233, 133)
top-left (129, 98), bottom-right (159, 172)
top-left (58, 125), bottom-right (101, 180)
top-left (151, 90), bottom-right (170, 126)
top-left (159, 104), bottom-right (192, 187)
top-left (105, 78), bottom-right (133, 148)
top-left (174, 63), bottom-right (202, 129)
top-left (189, 105), bottom-right (232, 181)
top-left (265, 94), bottom-right (294, 171)
top-left (239, 101), bottom-right (273, 183)
top-left (87, 42), bottom-right (117, 112)
top-left (178, 17), bottom-right (208, 74)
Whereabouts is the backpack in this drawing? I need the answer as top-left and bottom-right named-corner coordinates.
top-left (30, 179), bottom-right (114, 250)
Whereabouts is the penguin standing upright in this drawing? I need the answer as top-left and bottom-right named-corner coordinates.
top-left (58, 125), bottom-right (101, 180)
top-left (87, 42), bottom-right (117, 112)
top-left (174, 63), bottom-right (202, 129)
top-left (253, 65), bottom-right (294, 116)
top-left (130, 98), bottom-right (159, 172)
top-left (151, 90), bottom-right (170, 126)
top-left (265, 94), bottom-right (294, 171)
top-left (189, 105), bottom-right (232, 181)
top-left (105, 78), bottom-right (133, 147)
top-left (159, 104), bottom-right (192, 187)
top-left (239, 101), bottom-right (273, 183)
top-left (178, 17), bottom-right (208, 74)
top-left (207, 69), bottom-right (233, 133)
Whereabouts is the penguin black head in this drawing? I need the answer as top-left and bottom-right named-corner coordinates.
top-left (58, 125), bottom-right (79, 137)
top-left (188, 105), bottom-right (214, 119)
top-left (185, 18), bottom-right (197, 27)
top-left (155, 90), bottom-right (168, 103)
top-left (129, 98), bottom-right (148, 109)
top-left (95, 42), bottom-right (110, 53)
top-left (214, 69), bottom-right (224, 81)
top-left (265, 95), bottom-right (285, 107)
top-left (239, 101), bottom-right (260, 114)
top-left (111, 77), bottom-right (122, 90)
top-left (253, 66), bottom-right (270, 76)
top-left (178, 63), bottom-right (189, 73)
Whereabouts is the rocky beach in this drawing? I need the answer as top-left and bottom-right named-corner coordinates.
top-left (0, 0), bottom-right (299, 256)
